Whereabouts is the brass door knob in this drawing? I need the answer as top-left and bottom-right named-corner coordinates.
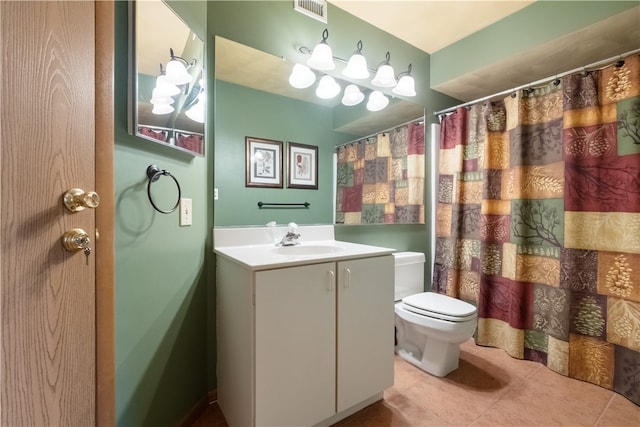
top-left (63, 188), bottom-right (100, 212)
top-left (62, 228), bottom-right (91, 252)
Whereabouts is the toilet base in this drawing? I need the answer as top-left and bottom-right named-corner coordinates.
top-left (396, 337), bottom-right (461, 377)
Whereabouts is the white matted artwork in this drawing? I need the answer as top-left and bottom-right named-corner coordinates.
top-left (287, 142), bottom-right (318, 189)
top-left (245, 136), bottom-right (283, 188)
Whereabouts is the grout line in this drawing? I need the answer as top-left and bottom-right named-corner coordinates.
top-left (592, 392), bottom-right (616, 427)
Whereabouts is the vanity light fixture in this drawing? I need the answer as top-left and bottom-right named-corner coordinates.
top-left (316, 75), bottom-right (341, 99)
top-left (366, 90), bottom-right (389, 112)
top-left (307, 29), bottom-right (335, 71)
top-left (392, 64), bottom-right (416, 97)
top-left (185, 92), bottom-right (205, 123)
top-left (151, 103), bottom-right (175, 115)
top-left (154, 73), bottom-right (181, 97)
top-left (341, 84), bottom-right (365, 106)
top-left (371, 52), bottom-right (397, 88)
top-left (150, 88), bottom-right (175, 106)
top-left (342, 40), bottom-right (369, 79)
top-left (289, 63), bottom-right (316, 89)
top-left (165, 48), bottom-right (194, 85)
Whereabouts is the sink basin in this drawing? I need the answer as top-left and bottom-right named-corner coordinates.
top-left (272, 245), bottom-right (344, 256)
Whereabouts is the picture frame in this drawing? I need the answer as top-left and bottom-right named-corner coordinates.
top-left (245, 136), bottom-right (283, 188)
top-left (287, 142), bottom-right (318, 189)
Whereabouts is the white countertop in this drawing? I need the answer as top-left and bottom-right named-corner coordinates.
top-left (213, 225), bottom-right (394, 270)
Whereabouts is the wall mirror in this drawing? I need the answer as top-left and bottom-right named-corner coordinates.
top-left (214, 36), bottom-right (424, 138)
top-left (129, 0), bottom-right (205, 156)
top-left (213, 35), bottom-right (426, 227)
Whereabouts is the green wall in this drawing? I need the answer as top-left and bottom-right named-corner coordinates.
top-left (214, 81), bottom-right (356, 226)
top-left (114, 1), bottom-right (210, 426)
top-left (431, 1), bottom-right (639, 88)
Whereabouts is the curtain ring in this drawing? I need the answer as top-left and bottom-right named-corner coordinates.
top-left (146, 164), bottom-right (181, 214)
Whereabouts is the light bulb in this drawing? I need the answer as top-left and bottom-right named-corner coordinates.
top-left (341, 84), bottom-right (364, 106)
top-left (306, 30), bottom-right (335, 71)
top-left (366, 90), bottom-right (389, 112)
top-left (371, 64), bottom-right (397, 88)
top-left (152, 103), bottom-right (174, 115)
top-left (165, 59), bottom-right (192, 85)
top-left (316, 75), bottom-right (340, 99)
top-left (289, 64), bottom-right (316, 89)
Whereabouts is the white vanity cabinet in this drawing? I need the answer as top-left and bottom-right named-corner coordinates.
top-left (216, 254), bottom-right (394, 427)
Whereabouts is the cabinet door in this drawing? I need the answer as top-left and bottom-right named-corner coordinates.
top-left (337, 256), bottom-right (395, 412)
top-left (255, 262), bottom-right (336, 426)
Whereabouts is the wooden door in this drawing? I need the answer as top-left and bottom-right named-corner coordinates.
top-left (0, 1), bottom-right (113, 425)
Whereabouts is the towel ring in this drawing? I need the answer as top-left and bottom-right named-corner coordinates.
top-left (146, 164), bottom-right (181, 214)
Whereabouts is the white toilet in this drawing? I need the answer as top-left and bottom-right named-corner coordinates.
top-left (394, 252), bottom-right (478, 377)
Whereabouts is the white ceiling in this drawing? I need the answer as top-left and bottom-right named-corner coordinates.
top-left (329, 0), bottom-right (534, 54)
top-left (328, 1), bottom-right (640, 101)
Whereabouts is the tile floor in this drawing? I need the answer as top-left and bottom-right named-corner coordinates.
top-left (191, 339), bottom-right (640, 427)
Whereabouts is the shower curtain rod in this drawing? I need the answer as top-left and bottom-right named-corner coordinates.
top-left (433, 48), bottom-right (640, 116)
top-left (334, 115), bottom-right (425, 149)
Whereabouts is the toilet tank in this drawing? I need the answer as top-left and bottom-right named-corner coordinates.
top-left (393, 252), bottom-right (425, 301)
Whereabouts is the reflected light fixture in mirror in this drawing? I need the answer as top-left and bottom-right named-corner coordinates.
top-left (165, 48), bottom-right (194, 85)
top-left (367, 90), bottom-right (389, 112)
top-left (289, 64), bottom-right (316, 89)
top-left (316, 75), bottom-right (341, 99)
top-left (341, 84), bottom-right (364, 106)
top-left (129, 0), bottom-right (205, 156)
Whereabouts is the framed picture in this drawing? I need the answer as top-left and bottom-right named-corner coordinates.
top-left (245, 137), bottom-right (283, 188)
top-left (287, 142), bottom-right (318, 189)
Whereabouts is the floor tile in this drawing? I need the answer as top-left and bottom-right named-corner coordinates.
top-left (595, 393), bottom-right (640, 427)
top-left (485, 366), bottom-right (613, 426)
top-left (191, 338), bottom-right (640, 427)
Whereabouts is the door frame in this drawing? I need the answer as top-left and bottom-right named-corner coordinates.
top-left (95, 1), bottom-right (116, 425)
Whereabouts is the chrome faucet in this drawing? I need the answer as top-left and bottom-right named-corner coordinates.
top-left (277, 222), bottom-right (300, 246)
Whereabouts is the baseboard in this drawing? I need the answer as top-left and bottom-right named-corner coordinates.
top-left (176, 390), bottom-right (217, 427)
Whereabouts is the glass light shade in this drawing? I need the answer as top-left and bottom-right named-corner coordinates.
top-left (152, 103), bottom-right (175, 115)
top-left (342, 53), bottom-right (369, 79)
top-left (371, 64), bottom-right (397, 87)
top-left (165, 59), bottom-right (192, 85)
top-left (392, 75), bottom-right (416, 97)
top-left (307, 42), bottom-right (335, 71)
top-left (150, 88), bottom-right (175, 105)
top-left (185, 92), bottom-right (206, 122)
top-left (288, 64), bottom-right (316, 89)
top-left (316, 75), bottom-right (340, 99)
top-left (341, 84), bottom-right (364, 106)
top-left (154, 75), bottom-right (181, 97)
top-left (366, 90), bottom-right (389, 112)
top-left (185, 103), bottom-right (205, 123)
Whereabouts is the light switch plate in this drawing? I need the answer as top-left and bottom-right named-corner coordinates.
top-left (180, 198), bottom-right (192, 226)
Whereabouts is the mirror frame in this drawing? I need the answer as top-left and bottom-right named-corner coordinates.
top-left (127, 0), bottom-right (206, 157)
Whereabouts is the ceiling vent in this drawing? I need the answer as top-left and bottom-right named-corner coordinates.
top-left (294, 0), bottom-right (327, 23)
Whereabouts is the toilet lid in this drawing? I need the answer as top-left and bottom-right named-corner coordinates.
top-left (402, 292), bottom-right (477, 321)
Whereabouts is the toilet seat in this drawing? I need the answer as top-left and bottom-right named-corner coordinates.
top-left (402, 292), bottom-right (477, 322)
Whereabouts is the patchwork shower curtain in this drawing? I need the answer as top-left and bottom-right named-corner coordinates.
top-left (336, 120), bottom-right (425, 224)
top-left (434, 55), bottom-right (640, 405)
